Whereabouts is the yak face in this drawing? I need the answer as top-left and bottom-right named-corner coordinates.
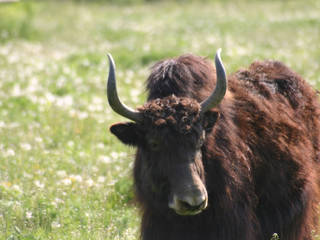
top-left (111, 95), bottom-right (219, 215)
top-left (107, 50), bottom-right (226, 216)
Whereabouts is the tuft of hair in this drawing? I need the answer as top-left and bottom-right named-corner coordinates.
top-left (138, 95), bottom-right (201, 134)
top-left (146, 54), bottom-right (216, 102)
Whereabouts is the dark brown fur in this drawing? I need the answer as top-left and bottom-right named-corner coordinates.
top-left (111, 55), bottom-right (320, 240)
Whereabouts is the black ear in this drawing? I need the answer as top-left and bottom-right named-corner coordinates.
top-left (203, 111), bottom-right (220, 133)
top-left (110, 122), bottom-right (143, 146)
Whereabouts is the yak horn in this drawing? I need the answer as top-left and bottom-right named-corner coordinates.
top-left (107, 53), bottom-right (143, 122)
top-left (200, 49), bottom-right (227, 113)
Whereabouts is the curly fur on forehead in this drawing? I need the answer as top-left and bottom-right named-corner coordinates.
top-left (138, 95), bottom-right (201, 134)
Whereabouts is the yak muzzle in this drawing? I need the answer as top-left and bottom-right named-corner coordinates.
top-left (169, 187), bottom-right (208, 216)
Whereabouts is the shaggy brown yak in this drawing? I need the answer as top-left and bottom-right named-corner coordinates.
top-left (107, 49), bottom-right (320, 240)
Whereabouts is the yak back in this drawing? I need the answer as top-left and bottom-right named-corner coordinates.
top-left (227, 60), bottom-right (320, 165)
top-left (213, 60), bottom-right (320, 239)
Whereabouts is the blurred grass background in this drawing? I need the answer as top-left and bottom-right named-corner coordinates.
top-left (0, 0), bottom-right (319, 239)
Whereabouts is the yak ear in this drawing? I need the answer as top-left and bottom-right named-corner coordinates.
top-left (110, 122), bottom-right (143, 146)
top-left (203, 110), bottom-right (220, 133)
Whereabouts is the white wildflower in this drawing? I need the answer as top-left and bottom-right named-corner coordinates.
top-left (4, 149), bottom-right (15, 157)
top-left (55, 198), bottom-right (64, 204)
top-left (97, 143), bottom-right (104, 149)
top-left (45, 92), bottom-right (55, 103)
top-left (97, 176), bottom-right (105, 183)
top-left (35, 137), bottom-right (43, 143)
top-left (70, 175), bottom-right (82, 182)
top-left (110, 151), bottom-right (119, 159)
top-left (12, 184), bottom-right (22, 193)
top-left (26, 211), bottom-right (33, 219)
top-left (92, 96), bottom-right (103, 105)
top-left (61, 178), bottom-right (72, 186)
top-left (26, 77), bottom-right (40, 93)
top-left (51, 221), bottom-right (61, 229)
top-left (86, 178), bottom-right (94, 187)
top-left (8, 122), bottom-right (19, 128)
top-left (56, 170), bottom-right (67, 178)
top-left (34, 180), bottom-right (44, 188)
top-left (98, 155), bottom-right (111, 164)
top-left (56, 95), bottom-right (73, 107)
top-left (23, 172), bottom-right (32, 178)
top-left (119, 152), bottom-right (127, 158)
top-left (88, 104), bottom-right (103, 112)
top-left (21, 143), bottom-right (32, 151)
top-left (12, 84), bottom-right (22, 96)
top-left (130, 89), bottom-right (140, 97)
top-left (78, 111), bottom-right (88, 119)
top-left (79, 152), bottom-right (85, 157)
top-left (52, 198), bottom-right (64, 207)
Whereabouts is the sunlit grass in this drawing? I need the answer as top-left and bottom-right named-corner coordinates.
top-left (0, 0), bottom-right (319, 239)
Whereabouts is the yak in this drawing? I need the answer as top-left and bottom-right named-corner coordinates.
top-left (106, 49), bottom-right (320, 240)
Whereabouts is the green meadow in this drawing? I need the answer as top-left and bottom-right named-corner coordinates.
top-left (0, 0), bottom-right (319, 239)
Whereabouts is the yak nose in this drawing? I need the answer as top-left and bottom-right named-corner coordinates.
top-left (169, 191), bottom-right (208, 215)
top-left (181, 194), bottom-right (207, 209)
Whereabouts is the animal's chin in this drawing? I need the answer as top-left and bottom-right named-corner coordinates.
top-left (173, 208), bottom-right (204, 216)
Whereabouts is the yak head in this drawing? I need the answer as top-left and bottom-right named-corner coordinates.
top-left (107, 50), bottom-right (227, 216)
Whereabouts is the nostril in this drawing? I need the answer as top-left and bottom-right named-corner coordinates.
top-left (180, 200), bottom-right (204, 211)
top-left (180, 195), bottom-right (207, 211)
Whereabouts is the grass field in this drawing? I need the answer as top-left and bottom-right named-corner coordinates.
top-left (0, 0), bottom-right (319, 239)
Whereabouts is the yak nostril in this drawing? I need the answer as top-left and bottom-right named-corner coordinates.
top-left (169, 191), bottom-right (208, 215)
top-left (180, 195), bottom-right (207, 210)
